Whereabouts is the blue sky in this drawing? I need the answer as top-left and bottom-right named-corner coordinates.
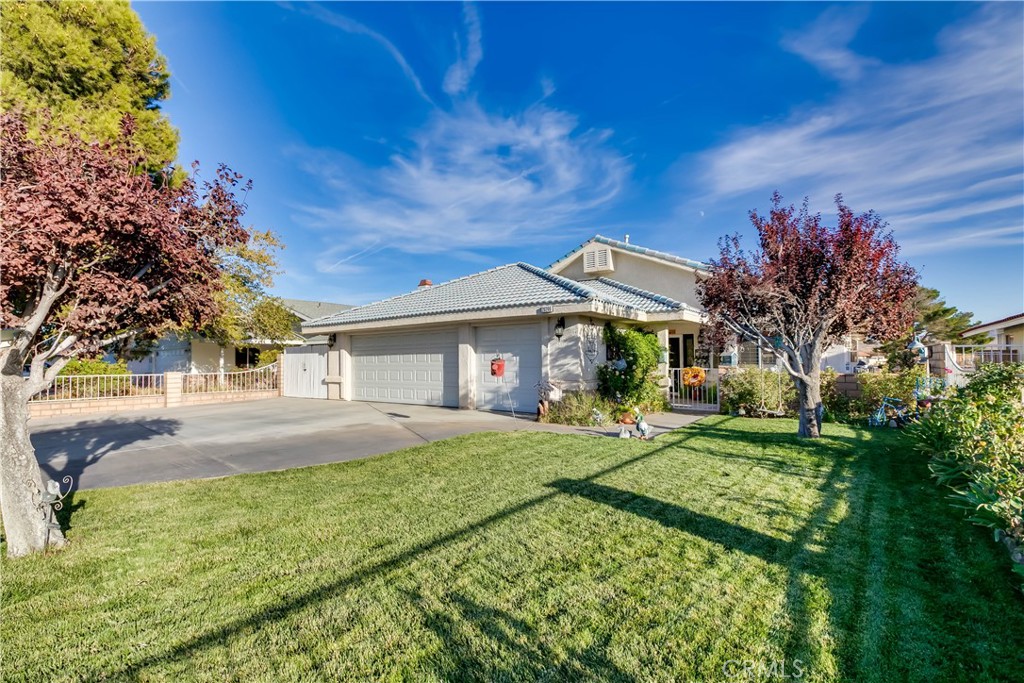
top-left (133, 1), bottom-right (1023, 323)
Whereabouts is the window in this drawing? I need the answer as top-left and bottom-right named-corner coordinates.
top-left (737, 341), bottom-right (782, 368)
top-left (235, 347), bottom-right (259, 368)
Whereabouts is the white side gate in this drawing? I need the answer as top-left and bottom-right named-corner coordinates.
top-left (283, 344), bottom-right (328, 399)
top-left (669, 367), bottom-right (720, 411)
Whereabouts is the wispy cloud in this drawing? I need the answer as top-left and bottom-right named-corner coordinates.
top-left (780, 5), bottom-right (879, 82)
top-left (291, 5), bottom-right (629, 271)
top-left (699, 4), bottom-right (1023, 255)
top-left (302, 3), bottom-right (435, 105)
top-left (443, 2), bottom-right (483, 97)
top-left (294, 102), bottom-right (630, 270)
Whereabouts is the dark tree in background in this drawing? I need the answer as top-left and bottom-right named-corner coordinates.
top-left (881, 286), bottom-right (990, 371)
top-left (0, 114), bottom-right (251, 557)
top-left (698, 193), bottom-right (919, 438)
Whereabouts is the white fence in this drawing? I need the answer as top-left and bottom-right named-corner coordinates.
top-left (668, 368), bottom-right (720, 411)
top-left (953, 345), bottom-right (1023, 371)
top-left (30, 374), bottom-right (164, 402)
top-left (182, 363), bottom-right (279, 394)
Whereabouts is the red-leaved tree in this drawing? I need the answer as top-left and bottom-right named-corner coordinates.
top-left (697, 192), bottom-right (918, 438)
top-left (0, 112), bottom-right (250, 556)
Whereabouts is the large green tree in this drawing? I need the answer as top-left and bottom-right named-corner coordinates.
top-left (1, 0), bottom-right (178, 171)
top-left (882, 286), bottom-right (990, 370)
top-left (3, 0), bottom-right (292, 358)
top-left (202, 231), bottom-right (299, 352)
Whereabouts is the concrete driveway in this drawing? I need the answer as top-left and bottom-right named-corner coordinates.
top-left (30, 398), bottom-right (706, 490)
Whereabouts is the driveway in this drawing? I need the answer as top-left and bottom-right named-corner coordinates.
top-left (30, 398), bottom-right (706, 490)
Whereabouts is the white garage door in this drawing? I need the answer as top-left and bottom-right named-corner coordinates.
top-left (352, 330), bottom-right (458, 407)
top-left (476, 324), bottom-right (542, 412)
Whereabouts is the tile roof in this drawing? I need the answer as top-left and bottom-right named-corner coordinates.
top-left (586, 278), bottom-right (691, 313)
top-left (550, 234), bottom-right (711, 272)
top-left (281, 298), bottom-right (353, 320)
top-left (963, 312), bottom-right (1024, 334)
top-left (305, 262), bottom-right (682, 328)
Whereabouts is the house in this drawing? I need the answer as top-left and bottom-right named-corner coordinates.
top-left (303, 236), bottom-right (710, 411)
top-left (959, 312), bottom-right (1024, 365)
top-left (126, 298), bottom-right (352, 374)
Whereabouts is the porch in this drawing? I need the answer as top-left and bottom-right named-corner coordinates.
top-left (952, 345), bottom-right (1024, 371)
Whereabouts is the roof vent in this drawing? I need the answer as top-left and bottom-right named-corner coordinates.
top-left (583, 247), bottom-right (614, 274)
top-left (418, 279), bottom-right (433, 289)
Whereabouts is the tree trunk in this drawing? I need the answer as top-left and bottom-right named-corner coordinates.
top-left (0, 373), bottom-right (66, 557)
top-left (795, 370), bottom-right (824, 439)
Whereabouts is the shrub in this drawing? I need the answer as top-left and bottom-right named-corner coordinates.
top-left (720, 366), bottom-right (796, 417)
top-left (58, 357), bottom-right (130, 376)
top-left (908, 363), bottom-right (1024, 589)
top-left (820, 367), bottom-right (854, 422)
top-left (256, 348), bottom-right (282, 368)
top-left (541, 391), bottom-right (616, 426)
top-left (596, 323), bottom-right (669, 416)
top-left (855, 366), bottom-right (925, 414)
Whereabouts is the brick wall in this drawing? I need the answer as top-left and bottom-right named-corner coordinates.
top-left (180, 390), bottom-right (279, 406)
top-left (834, 373), bottom-right (861, 399)
top-left (29, 394), bottom-right (166, 419)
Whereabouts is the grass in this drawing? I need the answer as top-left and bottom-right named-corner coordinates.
top-left (3, 416), bottom-right (1022, 682)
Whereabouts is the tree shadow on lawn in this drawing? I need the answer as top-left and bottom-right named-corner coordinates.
top-left (552, 427), bottom-right (1024, 681)
top-left (85, 420), bottom-right (1023, 681)
top-left (31, 417), bottom-right (181, 532)
top-left (94, 431), bottom-right (698, 680)
top-left (547, 450), bottom-right (852, 675)
top-left (405, 588), bottom-right (633, 682)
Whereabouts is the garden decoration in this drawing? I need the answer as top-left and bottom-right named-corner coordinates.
top-left (488, 353), bottom-right (518, 422)
top-left (682, 366), bottom-right (706, 387)
top-left (869, 397), bottom-right (915, 428)
top-left (34, 475), bottom-right (73, 547)
top-left (535, 381), bottom-right (562, 419)
top-left (914, 376), bottom-right (946, 400)
top-left (907, 324), bottom-right (930, 366)
top-left (634, 409), bottom-right (651, 440)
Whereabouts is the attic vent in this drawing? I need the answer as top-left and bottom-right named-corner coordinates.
top-left (583, 247), bottom-right (614, 274)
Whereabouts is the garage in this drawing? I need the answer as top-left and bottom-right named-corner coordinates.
top-left (352, 330), bottom-right (459, 407)
top-left (475, 324), bottom-right (542, 412)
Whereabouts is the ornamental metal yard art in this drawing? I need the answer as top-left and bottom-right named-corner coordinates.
top-left (33, 475), bottom-right (73, 545)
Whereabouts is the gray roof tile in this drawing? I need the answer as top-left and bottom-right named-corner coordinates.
top-left (281, 298), bottom-right (353, 320)
top-left (551, 234), bottom-right (710, 272)
top-left (306, 262), bottom-right (682, 328)
top-left (587, 278), bottom-right (690, 313)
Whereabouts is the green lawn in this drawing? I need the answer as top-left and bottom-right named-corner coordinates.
top-left (3, 416), bottom-right (1022, 682)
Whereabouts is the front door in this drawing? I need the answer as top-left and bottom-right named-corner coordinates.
top-left (668, 337), bottom-right (681, 369)
top-left (683, 334), bottom-right (696, 368)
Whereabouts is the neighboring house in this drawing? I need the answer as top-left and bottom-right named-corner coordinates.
top-left (959, 312), bottom-right (1024, 364)
top-left (303, 236), bottom-right (710, 411)
top-left (125, 298), bottom-right (352, 375)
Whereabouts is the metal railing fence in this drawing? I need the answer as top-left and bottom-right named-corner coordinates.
top-left (181, 363), bottom-right (279, 394)
top-left (29, 374), bottom-right (164, 402)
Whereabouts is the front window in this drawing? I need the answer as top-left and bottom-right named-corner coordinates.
top-left (235, 347), bottom-right (259, 368)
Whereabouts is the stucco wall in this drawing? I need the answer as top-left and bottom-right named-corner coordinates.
top-left (125, 334), bottom-right (191, 374)
top-left (997, 323), bottom-right (1024, 345)
top-left (545, 316), bottom-right (606, 392)
top-left (191, 340), bottom-right (242, 373)
top-left (555, 250), bottom-right (703, 309)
